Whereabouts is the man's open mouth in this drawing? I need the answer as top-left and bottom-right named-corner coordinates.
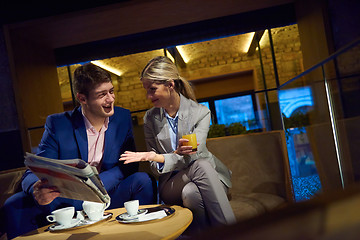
top-left (103, 106), bottom-right (112, 112)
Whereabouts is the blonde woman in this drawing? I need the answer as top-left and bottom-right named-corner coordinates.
top-left (120, 56), bottom-right (235, 232)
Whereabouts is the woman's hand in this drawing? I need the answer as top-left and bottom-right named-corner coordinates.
top-left (176, 138), bottom-right (198, 155)
top-left (120, 151), bottom-right (164, 164)
top-left (33, 179), bottom-right (60, 205)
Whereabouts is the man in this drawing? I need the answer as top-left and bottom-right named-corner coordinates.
top-left (3, 63), bottom-right (155, 239)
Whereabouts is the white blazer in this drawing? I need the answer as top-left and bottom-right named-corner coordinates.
top-left (143, 94), bottom-right (232, 189)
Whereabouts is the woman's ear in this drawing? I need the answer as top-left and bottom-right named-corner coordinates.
top-left (167, 80), bottom-right (175, 89)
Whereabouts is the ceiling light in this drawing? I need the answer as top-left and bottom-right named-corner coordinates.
top-left (91, 60), bottom-right (122, 76)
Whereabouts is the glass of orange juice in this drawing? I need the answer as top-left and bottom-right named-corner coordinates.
top-left (182, 133), bottom-right (197, 151)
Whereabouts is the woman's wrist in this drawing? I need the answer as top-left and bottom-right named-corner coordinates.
top-left (148, 151), bottom-right (165, 163)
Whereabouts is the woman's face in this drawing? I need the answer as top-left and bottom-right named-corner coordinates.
top-left (142, 80), bottom-right (172, 108)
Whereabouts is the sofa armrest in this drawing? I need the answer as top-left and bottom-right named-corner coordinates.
top-left (0, 167), bottom-right (26, 208)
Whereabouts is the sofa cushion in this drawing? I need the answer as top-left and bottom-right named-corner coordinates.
top-left (245, 193), bottom-right (286, 211)
top-left (230, 195), bottom-right (266, 221)
top-left (231, 192), bottom-right (285, 221)
top-left (207, 131), bottom-right (293, 221)
top-left (207, 131), bottom-right (292, 200)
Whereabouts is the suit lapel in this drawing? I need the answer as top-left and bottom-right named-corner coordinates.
top-left (154, 95), bottom-right (193, 152)
top-left (178, 94), bottom-right (192, 136)
top-left (71, 107), bottom-right (88, 162)
top-left (154, 109), bottom-right (173, 153)
top-left (102, 114), bottom-right (115, 163)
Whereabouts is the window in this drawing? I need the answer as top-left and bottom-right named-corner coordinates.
top-left (215, 95), bottom-right (257, 130)
top-left (199, 92), bottom-right (259, 131)
top-left (198, 101), bottom-right (212, 125)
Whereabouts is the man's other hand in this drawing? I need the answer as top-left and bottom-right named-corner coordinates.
top-left (33, 179), bottom-right (60, 205)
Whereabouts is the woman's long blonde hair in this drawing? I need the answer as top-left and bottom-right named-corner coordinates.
top-left (140, 56), bottom-right (197, 102)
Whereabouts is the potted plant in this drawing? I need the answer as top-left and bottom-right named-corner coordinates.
top-left (227, 122), bottom-right (246, 136)
top-left (208, 124), bottom-right (226, 138)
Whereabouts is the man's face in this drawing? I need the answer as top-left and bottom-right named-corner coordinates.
top-left (80, 82), bottom-right (115, 121)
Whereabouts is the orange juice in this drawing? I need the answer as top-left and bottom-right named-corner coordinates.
top-left (182, 133), bottom-right (197, 151)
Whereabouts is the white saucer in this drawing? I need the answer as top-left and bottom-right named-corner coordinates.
top-left (48, 218), bottom-right (81, 231)
top-left (80, 213), bottom-right (113, 224)
top-left (117, 209), bottom-right (148, 221)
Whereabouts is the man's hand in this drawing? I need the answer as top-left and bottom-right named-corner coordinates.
top-left (33, 179), bottom-right (60, 205)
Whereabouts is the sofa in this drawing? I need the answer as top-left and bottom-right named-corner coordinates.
top-left (0, 167), bottom-right (26, 239)
top-left (0, 130), bottom-right (294, 234)
top-left (206, 130), bottom-right (294, 221)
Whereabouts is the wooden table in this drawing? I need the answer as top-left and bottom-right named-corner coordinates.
top-left (15, 205), bottom-right (193, 240)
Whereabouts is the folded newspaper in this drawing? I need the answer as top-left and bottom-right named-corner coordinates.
top-left (24, 152), bottom-right (110, 204)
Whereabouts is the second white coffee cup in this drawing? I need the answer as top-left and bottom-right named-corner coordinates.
top-left (124, 200), bottom-right (139, 216)
top-left (82, 201), bottom-right (108, 221)
top-left (46, 206), bottom-right (75, 226)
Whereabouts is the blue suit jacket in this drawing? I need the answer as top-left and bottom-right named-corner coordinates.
top-left (22, 106), bottom-right (138, 195)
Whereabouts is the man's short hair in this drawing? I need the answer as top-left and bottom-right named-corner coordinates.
top-left (73, 63), bottom-right (112, 98)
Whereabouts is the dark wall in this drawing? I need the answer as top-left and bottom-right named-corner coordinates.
top-left (328, 0), bottom-right (360, 50)
top-left (0, 26), bottom-right (24, 171)
top-left (55, 4), bottom-right (296, 66)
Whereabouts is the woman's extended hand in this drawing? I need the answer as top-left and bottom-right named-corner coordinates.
top-left (176, 138), bottom-right (198, 155)
top-left (120, 151), bottom-right (163, 164)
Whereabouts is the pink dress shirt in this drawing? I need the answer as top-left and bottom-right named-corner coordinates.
top-left (82, 113), bottom-right (109, 172)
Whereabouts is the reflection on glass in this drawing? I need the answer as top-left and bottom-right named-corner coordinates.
top-left (279, 86), bottom-right (321, 201)
top-left (214, 95), bottom-right (258, 130)
top-left (279, 87), bottom-right (314, 118)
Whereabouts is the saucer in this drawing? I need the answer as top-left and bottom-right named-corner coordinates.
top-left (117, 209), bottom-right (148, 221)
top-left (116, 206), bottom-right (175, 224)
top-left (48, 218), bottom-right (81, 231)
top-left (80, 212), bottom-right (113, 225)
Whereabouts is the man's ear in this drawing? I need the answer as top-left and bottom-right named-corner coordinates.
top-left (77, 93), bottom-right (87, 104)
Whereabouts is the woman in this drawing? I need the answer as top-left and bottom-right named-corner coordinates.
top-left (120, 56), bottom-right (236, 232)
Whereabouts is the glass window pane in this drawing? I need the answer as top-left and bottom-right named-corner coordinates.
top-left (214, 95), bottom-right (256, 130)
top-left (199, 101), bottom-right (212, 125)
top-left (279, 85), bottom-right (322, 201)
top-left (199, 101), bottom-right (210, 109)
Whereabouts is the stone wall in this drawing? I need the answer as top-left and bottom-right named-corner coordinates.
top-left (58, 24), bottom-right (304, 124)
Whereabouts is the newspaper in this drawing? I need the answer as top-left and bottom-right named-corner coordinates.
top-left (24, 152), bottom-right (110, 204)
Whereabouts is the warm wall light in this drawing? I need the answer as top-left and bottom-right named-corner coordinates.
top-left (91, 60), bottom-right (123, 76)
top-left (175, 46), bottom-right (190, 63)
top-left (247, 31), bottom-right (266, 55)
top-left (244, 32), bottom-right (255, 52)
top-left (259, 29), bottom-right (268, 47)
top-left (165, 50), bottom-right (175, 63)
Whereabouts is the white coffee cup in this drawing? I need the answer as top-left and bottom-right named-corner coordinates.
top-left (124, 200), bottom-right (139, 216)
top-left (46, 206), bottom-right (75, 226)
top-left (82, 201), bottom-right (109, 221)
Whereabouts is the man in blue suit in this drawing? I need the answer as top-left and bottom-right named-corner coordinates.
top-left (3, 63), bottom-right (155, 239)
